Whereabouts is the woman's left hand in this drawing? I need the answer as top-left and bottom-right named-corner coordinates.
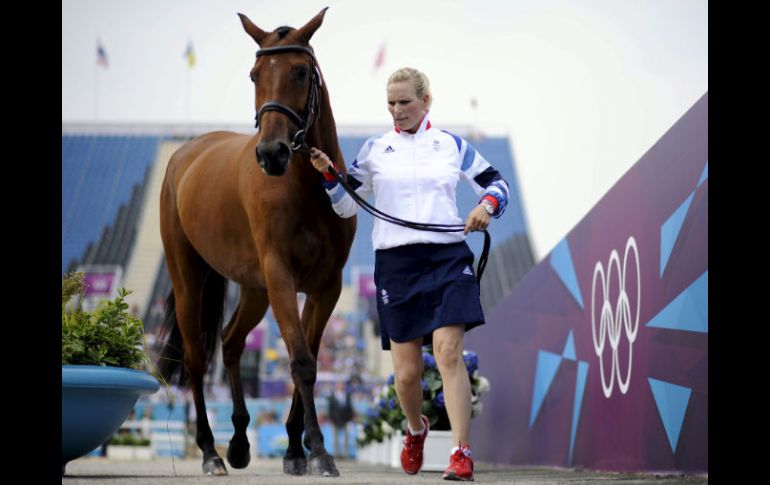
top-left (464, 205), bottom-right (490, 235)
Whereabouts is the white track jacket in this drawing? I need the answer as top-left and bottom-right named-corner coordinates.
top-left (323, 114), bottom-right (510, 250)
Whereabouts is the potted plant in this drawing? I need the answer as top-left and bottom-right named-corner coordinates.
top-left (61, 272), bottom-right (160, 475)
top-left (106, 432), bottom-right (153, 460)
top-left (357, 348), bottom-right (490, 470)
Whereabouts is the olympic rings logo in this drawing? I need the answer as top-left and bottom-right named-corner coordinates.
top-left (591, 236), bottom-right (640, 398)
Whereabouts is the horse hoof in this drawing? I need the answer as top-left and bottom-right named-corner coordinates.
top-left (203, 456), bottom-right (228, 476)
top-left (283, 456), bottom-right (307, 475)
top-left (227, 440), bottom-right (251, 469)
top-left (309, 453), bottom-right (340, 477)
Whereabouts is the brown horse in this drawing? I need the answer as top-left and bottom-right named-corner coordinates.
top-left (157, 8), bottom-right (354, 477)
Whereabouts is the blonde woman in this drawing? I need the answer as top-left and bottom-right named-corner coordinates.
top-left (311, 67), bottom-right (509, 481)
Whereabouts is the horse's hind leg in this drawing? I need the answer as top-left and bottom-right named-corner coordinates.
top-left (161, 194), bottom-right (228, 476)
top-left (221, 287), bottom-right (269, 469)
top-left (167, 263), bottom-right (229, 475)
top-left (283, 278), bottom-right (344, 477)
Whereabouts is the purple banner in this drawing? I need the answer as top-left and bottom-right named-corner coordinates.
top-left (82, 271), bottom-right (118, 298)
top-left (245, 326), bottom-right (264, 351)
top-left (358, 273), bottom-right (376, 298)
top-left (466, 93), bottom-right (708, 472)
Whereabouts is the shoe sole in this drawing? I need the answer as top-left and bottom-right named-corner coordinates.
top-left (443, 471), bottom-right (474, 481)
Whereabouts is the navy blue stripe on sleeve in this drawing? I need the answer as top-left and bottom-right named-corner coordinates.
top-left (347, 174), bottom-right (363, 191)
top-left (473, 166), bottom-right (503, 188)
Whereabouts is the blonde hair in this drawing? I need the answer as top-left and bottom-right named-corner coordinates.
top-left (387, 67), bottom-right (432, 108)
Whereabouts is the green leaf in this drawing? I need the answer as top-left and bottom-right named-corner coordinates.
top-left (421, 400), bottom-right (434, 415)
top-left (61, 278), bottom-right (148, 369)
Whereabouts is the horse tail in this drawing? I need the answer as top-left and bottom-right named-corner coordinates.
top-left (157, 291), bottom-right (184, 385)
top-left (157, 268), bottom-right (228, 387)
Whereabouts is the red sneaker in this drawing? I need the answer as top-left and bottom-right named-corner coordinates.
top-left (443, 445), bottom-right (474, 481)
top-left (400, 415), bottom-right (430, 474)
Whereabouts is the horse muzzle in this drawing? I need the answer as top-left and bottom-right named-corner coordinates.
top-left (256, 140), bottom-right (291, 176)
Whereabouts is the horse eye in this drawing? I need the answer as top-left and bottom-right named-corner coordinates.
top-left (295, 67), bottom-right (308, 82)
top-left (249, 72), bottom-right (258, 83)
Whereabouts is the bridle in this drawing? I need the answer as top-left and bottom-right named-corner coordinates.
top-left (253, 45), bottom-right (322, 153)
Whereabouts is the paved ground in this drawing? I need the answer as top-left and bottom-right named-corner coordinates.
top-left (63, 457), bottom-right (708, 484)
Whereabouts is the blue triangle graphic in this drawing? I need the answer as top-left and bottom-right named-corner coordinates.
top-left (550, 238), bottom-right (584, 309)
top-left (562, 330), bottom-right (576, 361)
top-left (646, 271), bottom-right (708, 333)
top-left (648, 378), bottom-right (692, 453)
top-left (568, 361), bottom-right (589, 465)
top-left (660, 193), bottom-right (695, 278)
top-left (697, 161), bottom-right (708, 187)
top-left (529, 351), bottom-right (563, 427)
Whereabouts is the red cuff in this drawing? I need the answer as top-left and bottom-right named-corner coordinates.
top-left (482, 195), bottom-right (499, 211)
top-left (322, 163), bottom-right (338, 182)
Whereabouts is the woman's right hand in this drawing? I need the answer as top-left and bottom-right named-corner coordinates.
top-left (310, 147), bottom-right (333, 173)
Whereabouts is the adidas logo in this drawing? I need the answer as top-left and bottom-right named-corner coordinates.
top-left (383, 145), bottom-right (395, 153)
top-left (462, 266), bottom-right (474, 276)
top-left (381, 288), bottom-right (390, 305)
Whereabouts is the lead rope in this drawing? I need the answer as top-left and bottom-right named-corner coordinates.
top-left (325, 165), bottom-right (490, 284)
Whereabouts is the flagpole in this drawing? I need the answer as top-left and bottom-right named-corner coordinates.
top-left (184, 40), bottom-right (193, 121)
top-left (185, 66), bottom-right (191, 120)
top-left (94, 56), bottom-right (99, 120)
top-left (469, 98), bottom-right (477, 139)
top-left (94, 64), bottom-right (97, 120)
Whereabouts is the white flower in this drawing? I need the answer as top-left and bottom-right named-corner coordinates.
top-left (476, 376), bottom-right (490, 394)
top-left (382, 421), bottom-right (393, 434)
top-left (471, 401), bottom-right (483, 418)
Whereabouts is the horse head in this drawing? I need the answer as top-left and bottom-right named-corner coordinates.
top-left (239, 8), bottom-right (327, 176)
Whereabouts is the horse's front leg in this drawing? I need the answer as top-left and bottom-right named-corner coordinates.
top-left (263, 255), bottom-right (339, 477)
top-left (283, 277), bottom-right (344, 476)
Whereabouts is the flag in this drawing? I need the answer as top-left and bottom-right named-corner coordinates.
top-left (373, 43), bottom-right (385, 72)
top-left (96, 40), bottom-right (108, 68)
top-left (184, 41), bottom-right (196, 68)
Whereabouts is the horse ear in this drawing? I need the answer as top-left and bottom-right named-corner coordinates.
top-left (296, 7), bottom-right (329, 44)
top-left (238, 13), bottom-right (268, 45)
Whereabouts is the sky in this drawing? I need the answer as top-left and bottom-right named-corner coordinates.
top-left (62, 0), bottom-right (708, 260)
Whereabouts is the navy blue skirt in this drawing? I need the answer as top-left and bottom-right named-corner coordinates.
top-left (374, 241), bottom-right (485, 351)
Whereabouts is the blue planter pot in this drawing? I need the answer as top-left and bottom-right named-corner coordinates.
top-left (61, 365), bottom-right (159, 474)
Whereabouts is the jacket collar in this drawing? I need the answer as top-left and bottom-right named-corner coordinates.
top-left (395, 112), bottom-right (431, 135)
